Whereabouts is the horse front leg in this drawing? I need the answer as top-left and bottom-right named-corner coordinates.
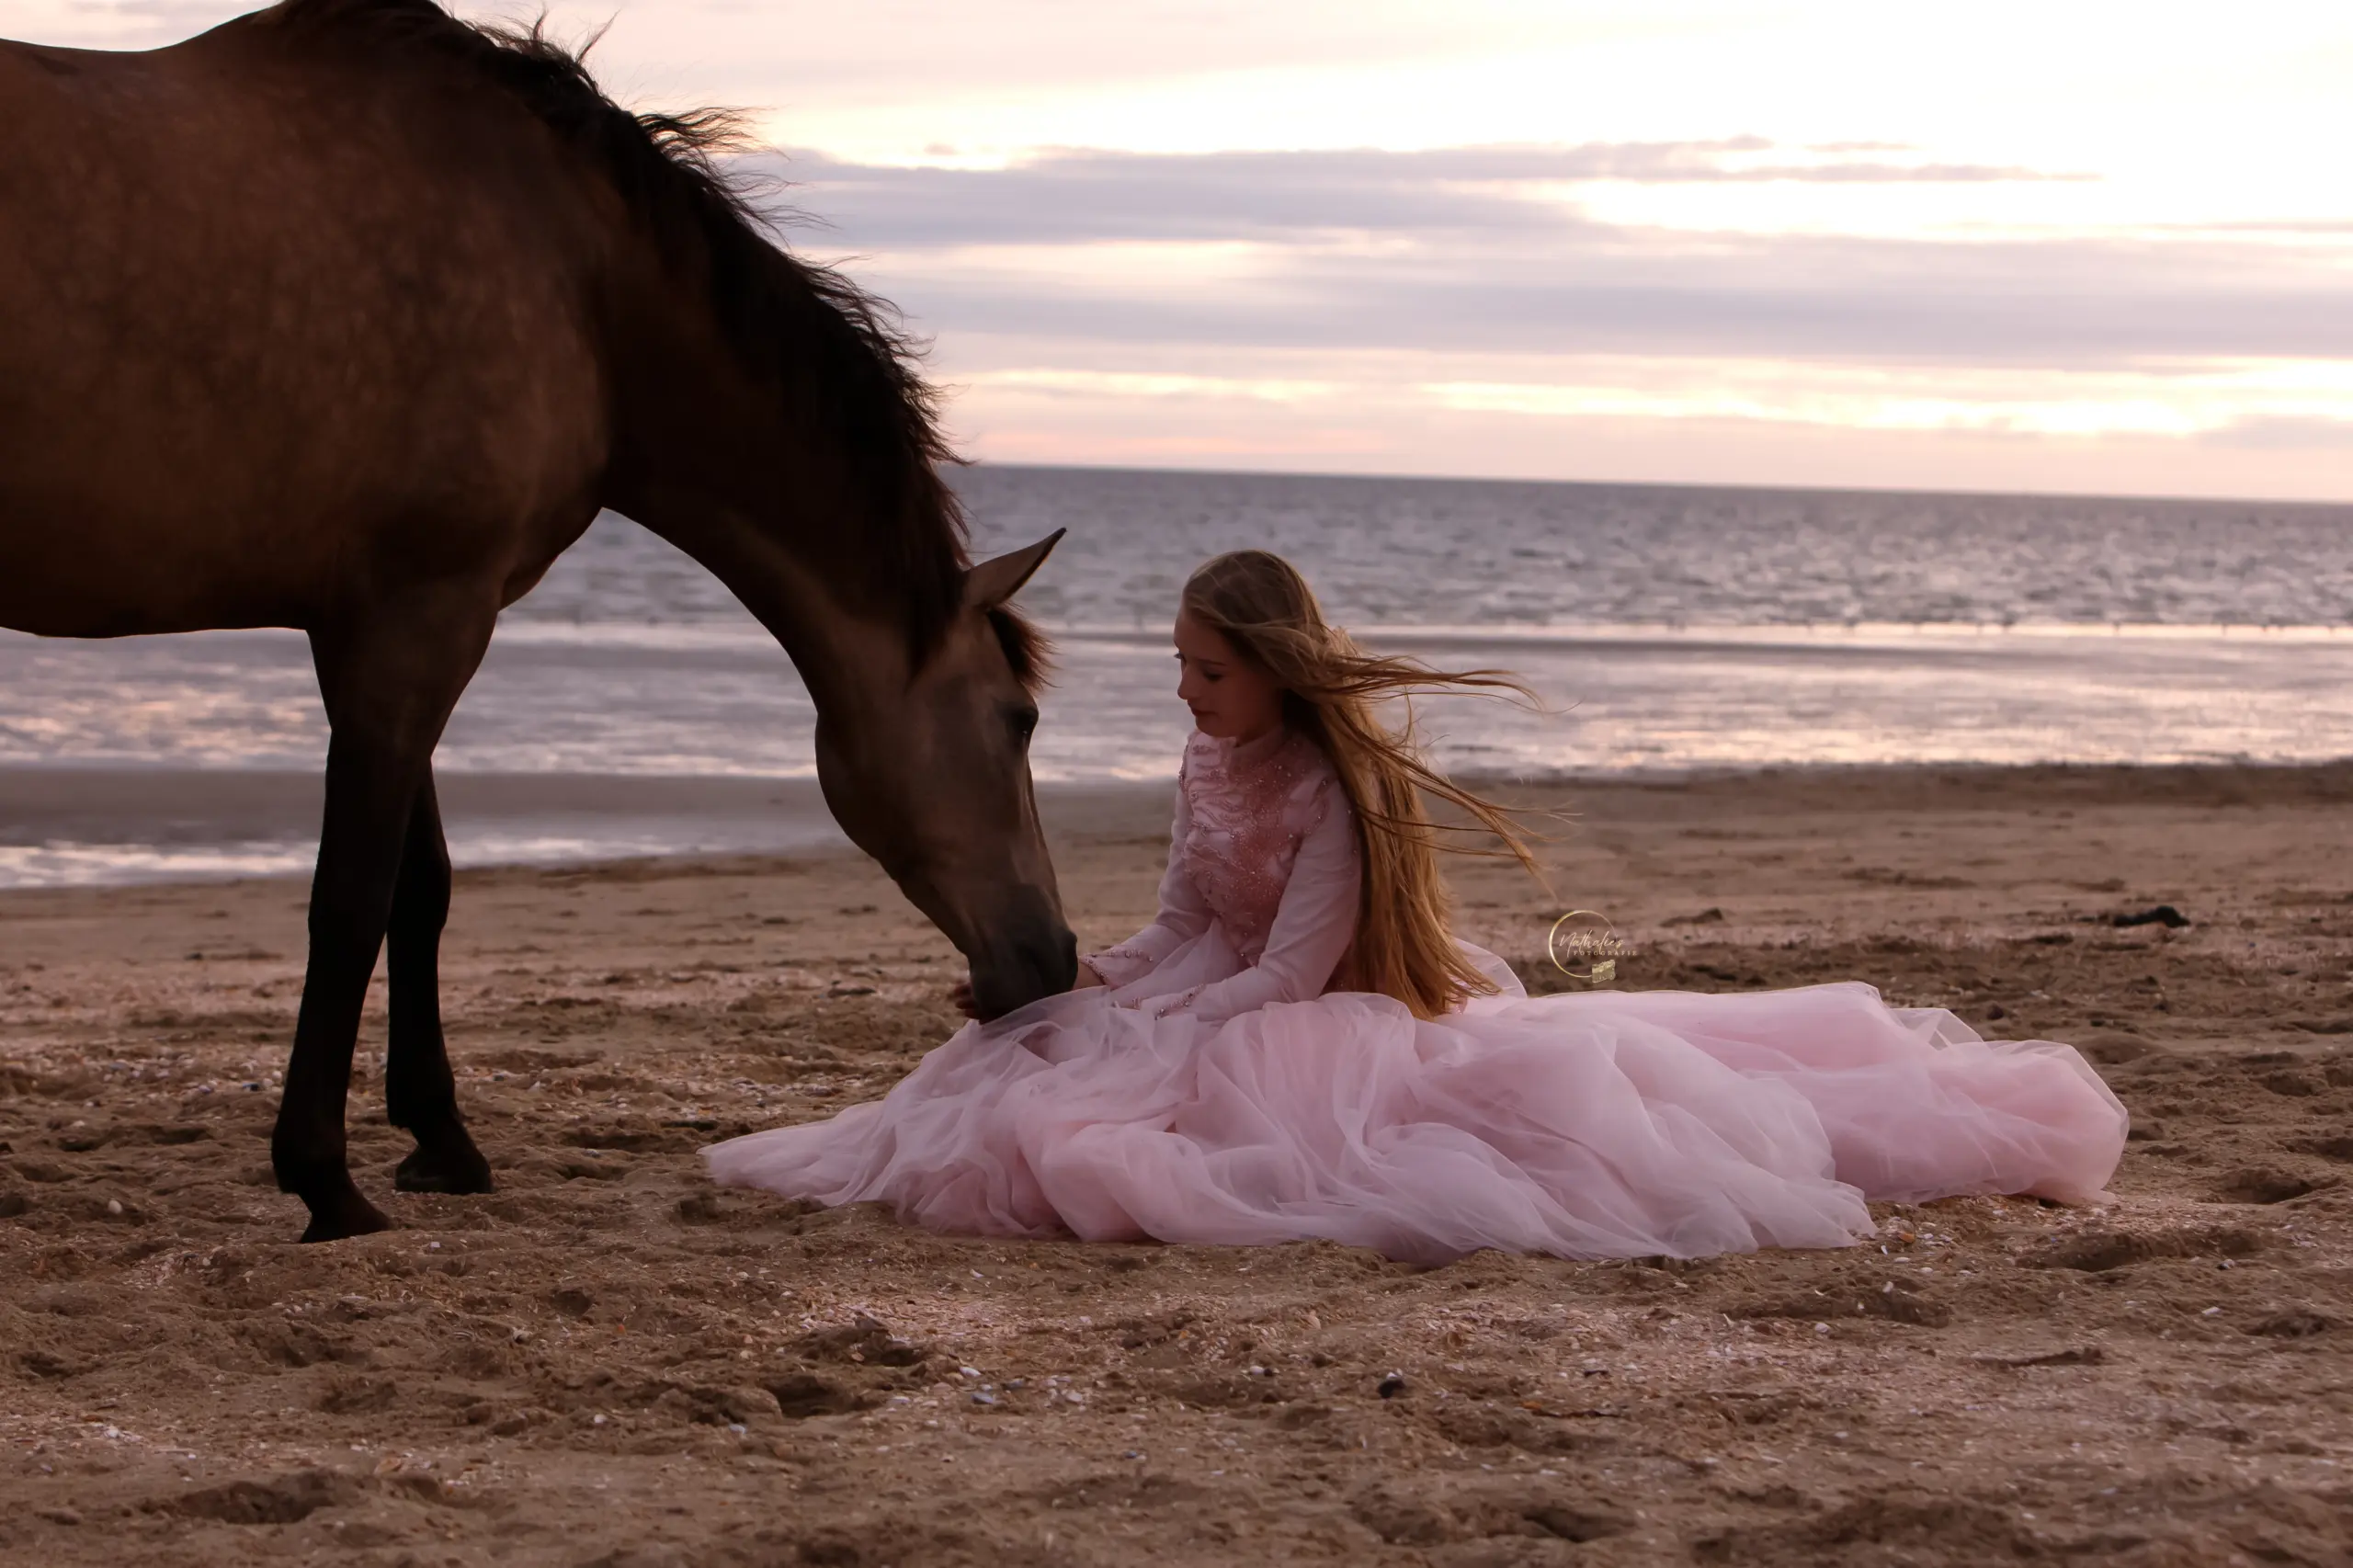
top-left (273, 611), bottom-right (490, 1242)
top-left (388, 774), bottom-right (493, 1195)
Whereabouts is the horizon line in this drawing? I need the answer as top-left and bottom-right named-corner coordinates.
top-left (958, 457), bottom-right (2353, 512)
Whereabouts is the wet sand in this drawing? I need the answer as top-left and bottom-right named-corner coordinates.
top-left (0, 771), bottom-right (858, 886)
top-left (5, 761), bottom-right (2353, 1565)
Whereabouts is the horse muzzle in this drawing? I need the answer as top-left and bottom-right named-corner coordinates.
top-left (966, 899), bottom-right (1078, 1020)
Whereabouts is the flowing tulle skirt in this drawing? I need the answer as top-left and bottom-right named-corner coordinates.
top-left (702, 981), bottom-right (2128, 1266)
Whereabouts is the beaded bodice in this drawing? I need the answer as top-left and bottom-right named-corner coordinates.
top-left (1178, 727), bottom-right (1334, 962)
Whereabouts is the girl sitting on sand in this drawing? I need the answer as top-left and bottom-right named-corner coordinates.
top-left (706, 551), bottom-right (2126, 1265)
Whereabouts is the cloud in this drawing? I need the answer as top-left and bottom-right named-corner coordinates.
top-left (748, 142), bottom-right (2086, 248)
top-left (840, 225), bottom-right (2353, 369)
top-left (2204, 415), bottom-right (2353, 451)
top-left (735, 142), bottom-right (2353, 369)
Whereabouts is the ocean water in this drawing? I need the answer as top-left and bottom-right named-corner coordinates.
top-left (6, 466), bottom-right (2353, 882)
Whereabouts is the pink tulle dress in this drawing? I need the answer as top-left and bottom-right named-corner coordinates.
top-left (704, 728), bottom-right (2128, 1265)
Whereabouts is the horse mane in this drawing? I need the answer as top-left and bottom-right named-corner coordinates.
top-left (259, 0), bottom-right (1014, 671)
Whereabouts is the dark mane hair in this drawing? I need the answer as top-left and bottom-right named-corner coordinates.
top-left (260, 0), bottom-right (1005, 665)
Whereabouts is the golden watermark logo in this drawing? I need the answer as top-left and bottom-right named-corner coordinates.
top-left (1547, 910), bottom-right (1629, 986)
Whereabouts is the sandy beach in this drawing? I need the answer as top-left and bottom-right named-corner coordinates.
top-left (4, 761), bottom-right (2352, 1565)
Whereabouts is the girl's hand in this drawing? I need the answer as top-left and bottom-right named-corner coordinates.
top-left (1072, 960), bottom-right (1106, 991)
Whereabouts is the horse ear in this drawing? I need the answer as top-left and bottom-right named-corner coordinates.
top-left (962, 528), bottom-right (1065, 609)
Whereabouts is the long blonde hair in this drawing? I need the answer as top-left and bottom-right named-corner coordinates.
top-left (1181, 550), bottom-right (1542, 1019)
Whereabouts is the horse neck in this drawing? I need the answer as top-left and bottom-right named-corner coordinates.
top-left (608, 450), bottom-right (919, 712)
top-left (599, 295), bottom-right (962, 699)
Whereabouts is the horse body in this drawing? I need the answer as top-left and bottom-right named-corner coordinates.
top-left (0, 1), bottom-right (1075, 1241)
top-left (0, 24), bottom-right (606, 638)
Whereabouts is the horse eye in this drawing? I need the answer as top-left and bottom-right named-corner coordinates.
top-left (1010, 707), bottom-right (1039, 742)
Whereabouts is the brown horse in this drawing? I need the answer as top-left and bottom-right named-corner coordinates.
top-left (0, 0), bottom-right (1077, 1241)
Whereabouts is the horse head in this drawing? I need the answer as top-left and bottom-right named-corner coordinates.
top-left (810, 530), bottom-right (1077, 1018)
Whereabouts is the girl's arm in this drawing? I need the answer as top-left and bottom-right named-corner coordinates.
top-left (1081, 773), bottom-right (1212, 988)
top-left (1136, 775), bottom-right (1359, 1025)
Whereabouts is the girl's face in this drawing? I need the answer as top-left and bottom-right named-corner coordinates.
top-left (1175, 607), bottom-right (1286, 742)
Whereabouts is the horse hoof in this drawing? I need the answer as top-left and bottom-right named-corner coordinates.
top-left (395, 1140), bottom-right (494, 1195)
top-left (299, 1194), bottom-right (394, 1244)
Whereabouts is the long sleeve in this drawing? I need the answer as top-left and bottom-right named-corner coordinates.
top-left (1083, 776), bottom-right (1212, 988)
top-left (1137, 776), bottom-right (1360, 1026)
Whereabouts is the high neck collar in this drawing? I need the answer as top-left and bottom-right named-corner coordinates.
top-left (1219, 724), bottom-right (1292, 768)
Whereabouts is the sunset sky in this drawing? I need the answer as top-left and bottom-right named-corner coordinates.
top-left (23, 0), bottom-right (2353, 500)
